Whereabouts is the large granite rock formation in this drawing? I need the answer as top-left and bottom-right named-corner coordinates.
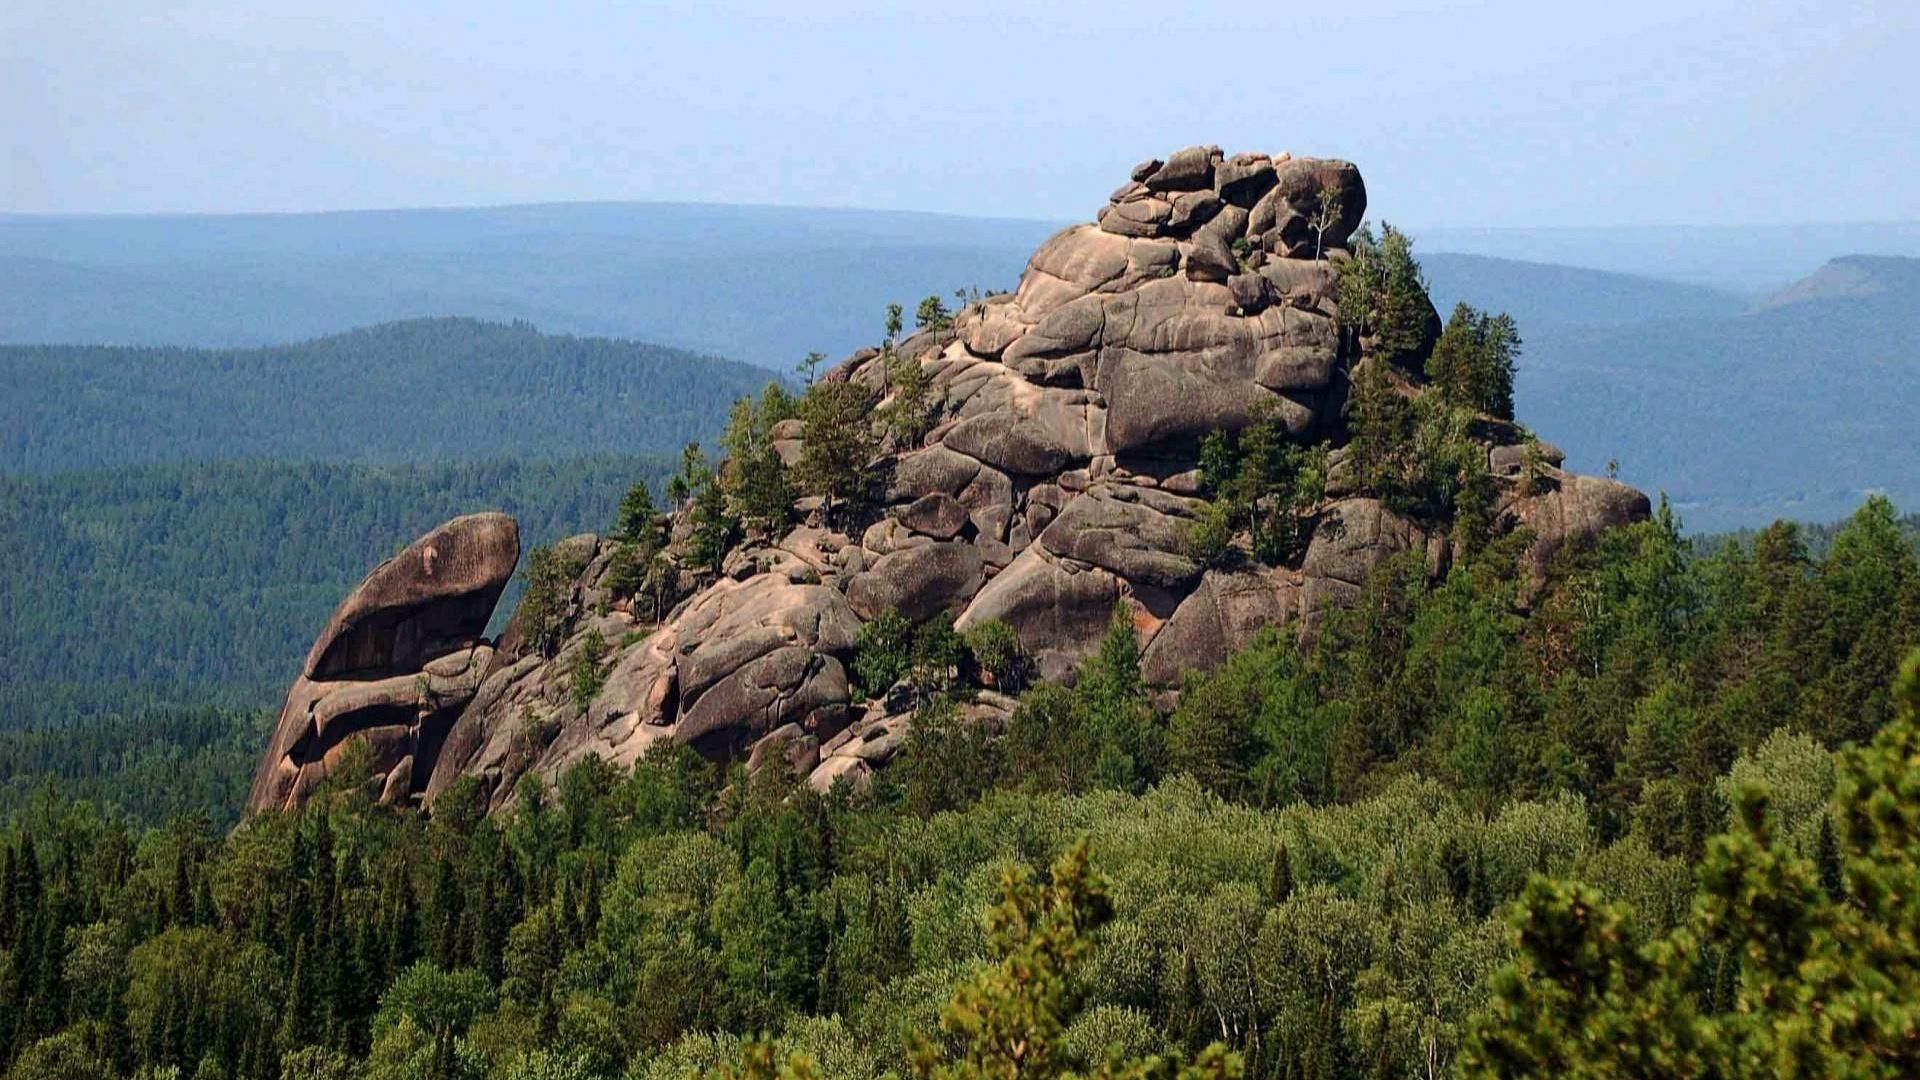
top-left (253, 147), bottom-right (1649, 813)
top-left (249, 513), bottom-right (519, 811)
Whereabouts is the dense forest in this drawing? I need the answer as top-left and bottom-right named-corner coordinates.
top-left (5, 220), bottom-right (1917, 1078)
top-left (0, 318), bottom-right (764, 474)
top-left (2, 487), bottom-right (1915, 1079)
top-left (0, 455), bottom-right (670, 731)
top-left (1508, 255), bottom-right (1920, 528)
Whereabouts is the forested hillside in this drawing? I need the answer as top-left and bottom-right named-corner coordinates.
top-left (0, 455), bottom-right (669, 731)
top-left (1, 495), bottom-right (1915, 1080)
top-left (0, 319), bottom-right (766, 473)
top-left (1512, 256), bottom-right (1920, 528)
top-left (0, 204), bottom-right (1056, 366)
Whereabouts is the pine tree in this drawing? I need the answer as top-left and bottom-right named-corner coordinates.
top-left (1266, 842), bottom-right (1294, 904)
top-left (796, 380), bottom-right (878, 527)
top-left (279, 937), bottom-right (311, 1053)
top-left (1428, 302), bottom-right (1520, 419)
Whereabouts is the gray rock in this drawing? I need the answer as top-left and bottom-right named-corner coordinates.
top-left (1214, 153), bottom-right (1277, 207)
top-left (1038, 486), bottom-right (1203, 589)
top-left (1301, 498), bottom-right (1421, 586)
top-left (250, 513), bottom-right (520, 813)
top-left (1098, 197), bottom-right (1175, 238)
top-left (898, 492), bottom-right (971, 539)
top-left (1140, 568), bottom-right (1302, 686)
top-left (958, 548), bottom-right (1123, 682)
top-left (1168, 190), bottom-right (1223, 232)
top-left (846, 542), bottom-right (986, 622)
top-left (1143, 144), bottom-right (1219, 192)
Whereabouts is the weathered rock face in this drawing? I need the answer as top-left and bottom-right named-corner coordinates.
top-left (249, 512), bottom-right (519, 812)
top-left (254, 147), bottom-right (1650, 814)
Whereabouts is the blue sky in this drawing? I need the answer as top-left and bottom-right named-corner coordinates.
top-left (5, 0), bottom-right (1916, 227)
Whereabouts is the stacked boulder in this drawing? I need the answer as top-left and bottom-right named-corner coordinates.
top-left (251, 148), bottom-right (1649, 814)
top-left (249, 513), bottom-right (518, 811)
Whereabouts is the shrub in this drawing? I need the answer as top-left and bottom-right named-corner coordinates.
top-left (853, 609), bottom-right (915, 698)
top-left (569, 629), bottom-right (609, 711)
top-left (962, 619), bottom-right (1031, 692)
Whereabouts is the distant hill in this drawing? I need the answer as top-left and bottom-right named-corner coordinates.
top-left (6, 201), bottom-right (1917, 527)
top-left (0, 454), bottom-right (666, 730)
top-left (1513, 255), bottom-right (1920, 530)
top-left (0, 202), bottom-right (1059, 366)
top-left (1422, 253), bottom-right (1746, 327)
top-left (1754, 253), bottom-right (1920, 310)
top-left (0, 317), bottom-right (772, 473)
top-left (1419, 221), bottom-right (1920, 293)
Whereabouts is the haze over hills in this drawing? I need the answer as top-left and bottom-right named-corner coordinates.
top-left (1417, 220), bottom-right (1920, 294)
top-left (1515, 254), bottom-right (1920, 529)
top-left (0, 317), bottom-right (772, 473)
top-left (9, 201), bottom-right (1917, 356)
top-left (0, 203), bottom-right (1063, 366)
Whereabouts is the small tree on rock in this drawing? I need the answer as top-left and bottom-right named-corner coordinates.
top-left (796, 380), bottom-right (877, 527)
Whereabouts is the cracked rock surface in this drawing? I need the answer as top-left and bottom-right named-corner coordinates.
top-left (253, 147), bottom-right (1648, 812)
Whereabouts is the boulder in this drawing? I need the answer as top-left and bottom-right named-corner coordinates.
top-left (1142, 145), bottom-right (1219, 192)
top-left (1248, 157), bottom-right (1367, 257)
top-left (1140, 568), bottom-right (1301, 686)
top-left (846, 542), bottom-right (987, 622)
top-left (1511, 472), bottom-right (1653, 581)
top-left (897, 492), bottom-right (971, 539)
top-left (249, 513), bottom-right (519, 813)
top-left (1037, 485), bottom-right (1203, 589)
top-left (1301, 498), bottom-right (1421, 586)
top-left (957, 548), bottom-right (1124, 682)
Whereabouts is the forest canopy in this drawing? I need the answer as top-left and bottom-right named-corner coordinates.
top-left (1, 490), bottom-right (1915, 1080)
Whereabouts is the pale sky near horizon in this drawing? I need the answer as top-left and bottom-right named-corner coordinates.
top-left (4, 0), bottom-right (1917, 227)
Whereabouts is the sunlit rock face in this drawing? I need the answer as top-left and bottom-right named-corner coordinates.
top-left (254, 148), bottom-right (1647, 813)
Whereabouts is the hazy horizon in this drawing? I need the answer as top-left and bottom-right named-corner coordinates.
top-left (8, 0), bottom-right (1917, 228)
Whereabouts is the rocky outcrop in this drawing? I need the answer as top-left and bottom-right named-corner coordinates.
top-left (249, 513), bottom-right (519, 812)
top-left (254, 147), bottom-right (1650, 814)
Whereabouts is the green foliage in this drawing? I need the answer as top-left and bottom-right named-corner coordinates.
top-left (568, 630), bottom-right (609, 711)
top-left (721, 384), bottom-right (800, 534)
top-left (519, 544), bottom-right (587, 658)
top-left (678, 443), bottom-right (737, 575)
top-left (915, 296), bottom-right (953, 333)
top-left (797, 380), bottom-right (879, 522)
top-left (853, 609), bottom-right (916, 698)
top-left (853, 610), bottom-right (967, 701)
top-left (1461, 649), bottom-right (1920, 1079)
top-left (1335, 224), bottom-right (1432, 369)
top-left (963, 620), bottom-right (1033, 694)
top-left (1428, 303), bottom-right (1520, 420)
top-left (1004, 609), bottom-right (1160, 795)
top-left (1168, 629), bottom-right (1329, 807)
top-left (881, 350), bottom-right (937, 448)
top-left (1309, 186), bottom-right (1345, 262)
top-left (1193, 407), bottom-right (1328, 565)
top-left (0, 318), bottom-right (769, 476)
top-left (1347, 360), bottom-right (1494, 523)
top-left (889, 699), bottom-right (1000, 818)
top-left (2, 632), bottom-right (1915, 1080)
top-left (910, 615), bottom-right (969, 697)
top-left (613, 480), bottom-right (663, 548)
top-left (0, 706), bottom-right (266, 828)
